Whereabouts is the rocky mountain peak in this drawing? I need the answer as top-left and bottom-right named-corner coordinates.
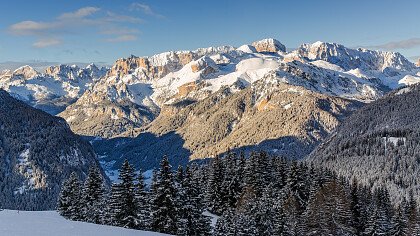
top-left (297, 41), bottom-right (415, 72)
top-left (251, 38), bottom-right (286, 53)
top-left (13, 65), bottom-right (39, 79)
top-left (44, 64), bottom-right (107, 82)
top-left (417, 58), bottom-right (420, 67)
top-left (106, 46), bottom-right (236, 79)
top-left (45, 64), bottom-right (79, 79)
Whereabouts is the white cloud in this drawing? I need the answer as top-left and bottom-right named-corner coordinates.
top-left (9, 21), bottom-right (56, 35)
top-left (130, 3), bottom-right (164, 18)
top-left (106, 35), bottom-right (137, 42)
top-left (104, 11), bottom-right (143, 23)
top-left (101, 27), bottom-right (140, 35)
top-left (58, 7), bottom-right (100, 20)
top-left (8, 6), bottom-right (142, 47)
top-left (33, 38), bottom-right (62, 48)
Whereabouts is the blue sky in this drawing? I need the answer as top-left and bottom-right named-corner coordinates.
top-left (0, 0), bottom-right (419, 65)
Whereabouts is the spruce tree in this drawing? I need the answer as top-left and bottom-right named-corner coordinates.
top-left (390, 205), bottom-right (408, 236)
top-left (81, 166), bottom-right (105, 224)
top-left (150, 156), bottom-right (177, 234)
top-left (109, 160), bottom-right (138, 228)
top-left (406, 192), bottom-right (419, 235)
top-left (135, 169), bottom-right (150, 230)
top-left (205, 154), bottom-right (224, 214)
top-left (286, 161), bottom-right (307, 213)
top-left (350, 178), bottom-right (363, 235)
top-left (178, 166), bottom-right (211, 235)
top-left (58, 172), bottom-right (81, 220)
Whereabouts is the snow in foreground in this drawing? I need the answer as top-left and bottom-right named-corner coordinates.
top-left (0, 210), bottom-right (169, 236)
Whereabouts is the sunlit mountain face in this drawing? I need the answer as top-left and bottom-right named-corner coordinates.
top-left (1, 1), bottom-right (420, 235)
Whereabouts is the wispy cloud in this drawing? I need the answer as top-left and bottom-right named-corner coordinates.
top-left (10, 21), bottom-right (57, 36)
top-left (130, 3), bottom-right (164, 18)
top-left (104, 11), bottom-right (143, 23)
top-left (8, 6), bottom-right (142, 47)
top-left (106, 35), bottom-right (138, 42)
top-left (369, 38), bottom-right (420, 50)
top-left (33, 38), bottom-right (62, 48)
top-left (58, 7), bottom-right (100, 20)
top-left (101, 27), bottom-right (140, 35)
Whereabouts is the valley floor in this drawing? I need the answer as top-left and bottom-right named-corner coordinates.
top-left (0, 210), bottom-right (168, 236)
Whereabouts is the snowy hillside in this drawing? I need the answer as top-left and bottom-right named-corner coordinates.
top-left (0, 90), bottom-right (101, 210)
top-left (0, 210), bottom-right (169, 236)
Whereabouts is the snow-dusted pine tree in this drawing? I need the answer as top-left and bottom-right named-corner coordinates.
top-left (205, 154), bottom-right (224, 214)
top-left (134, 169), bottom-right (150, 230)
top-left (150, 156), bottom-right (177, 235)
top-left (108, 160), bottom-right (138, 228)
top-left (58, 172), bottom-right (82, 220)
top-left (81, 166), bottom-right (105, 224)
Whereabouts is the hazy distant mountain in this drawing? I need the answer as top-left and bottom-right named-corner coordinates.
top-left (0, 90), bottom-right (102, 210)
top-left (0, 61), bottom-right (110, 72)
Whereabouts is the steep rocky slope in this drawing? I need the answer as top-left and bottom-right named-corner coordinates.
top-left (0, 64), bottom-right (106, 114)
top-left (307, 84), bottom-right (420, 205)
top-left (93, 81), bottom-right (361, 172)
top-left (0, 90), bottom-right (102, 210)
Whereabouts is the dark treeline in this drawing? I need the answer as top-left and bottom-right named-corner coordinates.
top-left (58, 156), bottom-right (211, 235)
top-left (58, 152), bottom-right (420, 235)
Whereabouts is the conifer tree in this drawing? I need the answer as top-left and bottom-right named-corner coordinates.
top-left (406, 192), bottom-right (419, 235)
top-left (350, 178), bottom-right (364, 235)
top-left (109, 160), bottom-right (138, 228)
top-left (81, 166), bottom-right (105, 224)
top-left (58, 172), bottom-right (82, 220)
top-left (150, 156), bottom-right (177, 234)
top-left (135, 169), bottom-right (150, 230)
top-left (206, 154), bottom-right (224, 214)
top-left (286, 161), bottom-right (307, 213)
top-left (177, 166), bottom-right (211, 235)
top-left (390, 205), bottom-right (408, 236)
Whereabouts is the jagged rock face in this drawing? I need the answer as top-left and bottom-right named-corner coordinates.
top-left (12, 65), bottom-right (38, 79)
top-left (297, 41), bottom-right (415, 72)
top-left (107, 46), bottom-right (235, 79)
top-left (0, 90), bottom-right (103, 210)
top-left (252, 38), bottom-right (286, 53)
top-left (417, 59), bottom-right (420, 67)
top-left (0, 64), bottom-right (107, 114)
top-left (45, 64), bottom-right (106, 83)
top-left (59, 67), bottom-right (161, 138)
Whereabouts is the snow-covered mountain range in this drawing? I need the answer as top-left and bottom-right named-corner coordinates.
top-left (0, 64), bottom-right (107, 114)
top-left (55, 38), bottom-right (420, 138)
top-left (1, 38), bottom-right (420, 173)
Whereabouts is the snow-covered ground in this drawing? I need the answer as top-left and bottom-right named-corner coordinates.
top-left (0, 210), bottom-right (169, 236)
